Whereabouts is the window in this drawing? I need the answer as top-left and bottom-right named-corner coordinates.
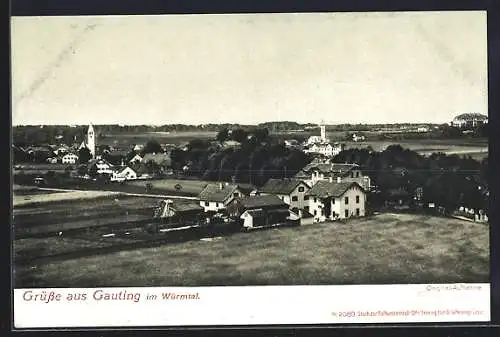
top-left (356, 208), bottom-right (360, 216)
top-left (304, 195), bottom-right (309, 200)
top-left (314, 210), bottom-right (317, 215)
top-left (314, 197), bottom-right (317, 203)
top-left (305, 206), bottom-right (310, 212)
top-left (332, 198), bottom-right (335, 204)
top-left (292, 196), bottom-right (298, 202)
top-left (233, 192), bottom-right (239, 198)
top-left (351, 171), bottom-right (354, 178)
top-left (356, 195), bottom-right (360, 204)
top-left (356, 171), bottom-right (360, 178)
top-left (205, 201), bottom-right (209, 206)
top-left (298, 187), bottom-right (305, 192)
top-left (345, 210), bottom-right (349, 218)
top-left (345, 197), bottom-right (349, 205)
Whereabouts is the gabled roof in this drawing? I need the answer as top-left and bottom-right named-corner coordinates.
top-left (259, 179), bottom-right (308, 195)
top-left (198, 184), bottom-right (240, 202)
top-left (297, 162), bottom-right (360, 177)
top-left (305, 181), bottom-right (364, 198)
top-left (237, 195), bottom-right (288, 209)
top-left (171, 201), bottom-right (204, 213)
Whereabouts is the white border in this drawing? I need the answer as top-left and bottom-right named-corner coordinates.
top-left (14, 284), bottom-right (490, 328)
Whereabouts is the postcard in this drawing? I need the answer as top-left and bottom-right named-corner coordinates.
top-left (11, 11), bottom-right (490, 328)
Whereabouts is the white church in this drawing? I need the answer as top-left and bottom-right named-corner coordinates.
top-left (78, 123), bottom-right (97, 159)
top-left (304, 122), bottom-right (345, 158)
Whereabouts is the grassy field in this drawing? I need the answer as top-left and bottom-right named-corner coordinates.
top-left (13, 190), bottom-right (125, 207)
top-left (13, 213), bottom-right (489, 287)
top-left (99, 131), bottom-right (217, 147)
top-left (126, 178), bottom-right (210, 196)
top-left (343, 139), bottom-right (488, 159)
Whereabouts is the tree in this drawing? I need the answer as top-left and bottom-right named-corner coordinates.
top-left (253, 128), bottom-right (269, 143)
top-left (143, 139), bottom-right (163, 154)
top-left (77, 164), bottom-right (88, 176)
top-left (78, 147), bottom-right (92, 164)
top-left (231, 128), bottom-right (247, 143)
top-left (216, 128), bottom-right (229, 143)
top-left (88, 164), bottom-right (98, 178)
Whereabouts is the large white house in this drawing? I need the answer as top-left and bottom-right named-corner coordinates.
top-left (305, 181), bottom-right (366, 222)
top-left (304, 122), bottom-right (345, 157)
top-left (198, 183), bottom-right (245, 213)
top-left (258, 178), bottom-right (311, 214)
top-left (304, 142), bottom-right (345, 157)
top-left (295, 161), bottom-right (371, 190)
top-left (61, 153), bottom-right (79, 164)
top-left (111, 166), bottom-right (138, 181)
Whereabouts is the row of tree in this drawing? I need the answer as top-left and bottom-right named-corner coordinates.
top-left (334, 145), bottom-right (488, 214)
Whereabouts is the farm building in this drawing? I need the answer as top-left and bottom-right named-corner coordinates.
top-left (295, 161), bottom-right (371, 190)
top-left (304, 142), bottom-right (345, 158)
top-left (240, 208), bottom-right (290, 230)
top-left (258, 178), bottom-right (311, 213)
top-left (62, 153), bottom-right (79, 164)
top-left (111, 166), bottom-right (138, 182)
top-left (198, 183), bottom-right (245, 212)
top-left (87, 158), bottom-right (114, 175)
top-left (305, 181), bottom-right (366, 222)
top-left (153, 199), bottom-right (204, 226)
top-left (129, 154), bottom-right (143, 165)
top-left (227, 194), bottom-right (289, 218)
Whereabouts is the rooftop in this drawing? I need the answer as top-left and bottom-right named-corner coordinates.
top-left (238, 195), bottom-right (288, 209)
top-left (198, 183), bottom-right (240, 202)
top-left (298, 162), bottom-right (360, 176)
top-left (305, 181), bottom-right (364, 198)
top-left (259, 179), bottom-right (308, 195)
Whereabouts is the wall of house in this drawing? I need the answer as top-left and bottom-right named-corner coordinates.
top-left (289, 183), bottom-right (311, 211)
top-left (200, 200), bottom-right (225, 212)
top-left (308, 196), bottom-right (327, 222)
top-left (308, 186), bottom-right (366, 222)
top-left (334, 186), bottom-right (366, 219)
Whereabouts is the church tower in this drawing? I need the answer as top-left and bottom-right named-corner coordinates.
top-left (87, 123), bottom-right (96, 159)
top-left (320, 120), bottom-right (326, 142)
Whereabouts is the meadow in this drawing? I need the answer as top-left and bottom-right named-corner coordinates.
top-left (97, 131), bottom-right (488, 160)
top-left (13, 213), bottom-right (489, 287)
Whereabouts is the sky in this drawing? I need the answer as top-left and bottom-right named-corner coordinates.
top-left (11, 11), bottom-right (487, 126)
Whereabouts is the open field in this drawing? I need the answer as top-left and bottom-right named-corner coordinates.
top-left (13, 195), bottom-right (159, 239)
top-left (343, 139), bottom-right (488, 159)
top-left (126, 178), bottom-right (210, 196)
top-left (13, 190), bottom-right (126, 207)
top-left (13, 213), bottom-right (489, 287)
top-left (100, 131), bottom-right (217, 147)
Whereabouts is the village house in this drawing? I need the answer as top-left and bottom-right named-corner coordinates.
top-left (61, 153), bottom-right (79, 164)
top-left (258, 178), bottom-right (311, 214)
top-left (226, 195), bottom-right (290, 229)
top-left (153, 199), bottom-right (204, 226)
top-left (295, 161), bottom-right (371, 190)
top-left (129, 154), bottom-right (143, 165)
top-left (110, 166), bottom-right (138, 182)
top-left (305, 181), bottom-right (366, 222)
top-left (304, 142), bottom-right (345, 157)
top-left (87, 158), bottom-right (114, 175)
top-left (198, 183), bottom-right (245, 213)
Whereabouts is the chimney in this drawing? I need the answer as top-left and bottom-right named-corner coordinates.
top-left (219, 182), bottom-right (224, 190)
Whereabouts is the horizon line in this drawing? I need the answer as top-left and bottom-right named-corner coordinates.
top-left (12, 121), bottom-right (455, 127)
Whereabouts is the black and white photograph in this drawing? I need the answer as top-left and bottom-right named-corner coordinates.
top-left (12, 11), bottom-right (489, 290)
